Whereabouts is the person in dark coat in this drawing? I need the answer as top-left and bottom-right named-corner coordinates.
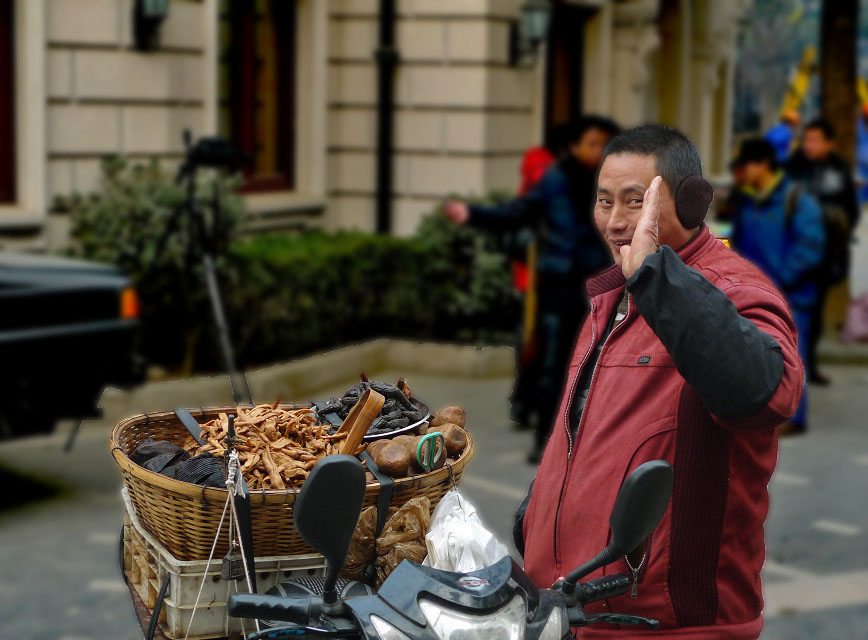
top-left (443, 116), bottom-right (620, 461)
top-left (786, 118), bottom-right (860, 385)
top-left (508, 122), bottom-right (573, 436)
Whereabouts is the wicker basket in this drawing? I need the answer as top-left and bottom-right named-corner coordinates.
top-left (111, 404), bottom-right (474, 561)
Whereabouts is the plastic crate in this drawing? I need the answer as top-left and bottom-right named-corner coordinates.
top-left (122, 489), bottom-right (325, 639)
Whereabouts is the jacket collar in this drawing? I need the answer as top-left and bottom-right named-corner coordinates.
top-left (740, 170), bottom-right (786, 203)
top-left (586, 225), bottom-right (715, 298)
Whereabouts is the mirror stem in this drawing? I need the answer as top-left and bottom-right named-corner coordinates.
top-left (321, 557), bottom-right (347, 610)
top-left (321, 596), bottom-right (346, 617)
top-left (562, 547), bottom-right (616, 594)
top-left (323, 562), bottom-right (339, 604)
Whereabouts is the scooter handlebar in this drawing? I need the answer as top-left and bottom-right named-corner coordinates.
top-left (577, 573), bottom-right (632, 605)
top-left (227, 593), bottom-right (321, 625)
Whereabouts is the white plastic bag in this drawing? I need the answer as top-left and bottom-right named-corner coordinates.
top-left (423, 488), bottom-right (509, 572)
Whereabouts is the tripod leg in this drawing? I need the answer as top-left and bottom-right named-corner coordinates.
top-left (202, 253), bottom-right (253, 405)
top-left (63, 419), bottom-right (84, 453)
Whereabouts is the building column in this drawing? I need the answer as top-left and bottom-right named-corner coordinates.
top-left (710, 57), bottom-right (735, 177)
top-left (610, 0), bottom-right (661, 127)
top-left (582, 3), bottom-right (613, 116)
top-left (689, 1), bottom-right (745, 176)
top-left (688, 46), bottom-right (717, 164)
top-left (672, 0), bottom-right (692, 128)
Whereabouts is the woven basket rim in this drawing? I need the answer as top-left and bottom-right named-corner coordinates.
top-left (111, 405), bottom-right (474, 504)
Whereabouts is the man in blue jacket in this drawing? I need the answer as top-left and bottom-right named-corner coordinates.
top-left (730, 138), bottom-right (825, 433)
top-left (443, 116), bottom-right (619, 459)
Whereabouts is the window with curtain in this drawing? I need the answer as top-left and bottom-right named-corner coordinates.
top-left (219, 0), bottom-right (296, 192)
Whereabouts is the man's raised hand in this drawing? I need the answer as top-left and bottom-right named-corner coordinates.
top-left (443, 200), bottom-right (470, 225)
top-left (620, 176), bottom-right (662, 279)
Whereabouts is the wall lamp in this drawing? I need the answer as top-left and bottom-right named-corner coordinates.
top-left (133, 0), bottom-right (169, 51)
top-left (509, 0), bottom-right (553, 66)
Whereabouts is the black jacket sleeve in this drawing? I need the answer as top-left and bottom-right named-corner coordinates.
top-left (512, 479), bottom-right (534, 558)
top-left (468, 183), bottom-right (546, 231)
top-left (626, 246), bottom-right (785, 420)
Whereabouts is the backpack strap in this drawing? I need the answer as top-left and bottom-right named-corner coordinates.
top-left (357, 449), bottom-right (395, 583)
top-left (358, 450), bottom-right (394, 538)
top-left (783, 182), bottom-right (802, 233)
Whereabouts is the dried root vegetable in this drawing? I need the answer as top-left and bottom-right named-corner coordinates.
top-left (430, 406), bottom-right (466, 429)
top-left (183, 404), bottom-right (347, 491)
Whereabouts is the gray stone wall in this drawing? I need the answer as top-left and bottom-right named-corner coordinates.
top-left (46, 0), bottom-right (208, 200)
top-left (326, 0), bottom-right (538, 236)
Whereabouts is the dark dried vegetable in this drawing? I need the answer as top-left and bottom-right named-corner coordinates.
top-left (319, 379), bottom-right (426, 436)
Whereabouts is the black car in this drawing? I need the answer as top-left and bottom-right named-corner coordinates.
top-left (0, 252), bottom-right (143, 438)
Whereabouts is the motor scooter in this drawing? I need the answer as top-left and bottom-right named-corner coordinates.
top-left (227, 455), bottom-right (674, 639)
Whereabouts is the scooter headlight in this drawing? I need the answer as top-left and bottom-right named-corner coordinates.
top-left (370, 614), bottom-right (413, 640)
top-left (538, 606), bottom-right (569, 640)
top-left (419, 594), bottom-right (526, 640)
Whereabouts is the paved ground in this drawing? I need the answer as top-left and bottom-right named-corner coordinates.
top-left (0, 365), bottom-right (866, 639)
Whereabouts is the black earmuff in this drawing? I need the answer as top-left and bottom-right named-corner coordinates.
top-left (674, 175), bottom-right (714, 229)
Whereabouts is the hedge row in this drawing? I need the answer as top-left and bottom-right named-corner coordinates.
top-left (62, 158), bottom-right (519, 372)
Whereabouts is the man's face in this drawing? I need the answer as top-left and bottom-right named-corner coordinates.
top-left (742, 160), bottom-right (771, 188)
top-left (802, 128), bottom-right (834, 161)
top-left (594, 153), bottom-right (695, 267)
top-left (571, 128), bottom-right (612, 169)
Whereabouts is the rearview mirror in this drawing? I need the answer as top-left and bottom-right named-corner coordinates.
top-left (562, 460), bottom-right (673, 592)
top-left (608, 459), bottom-right (674, 555)
top-left (294, 455), bottom-right (365, 604)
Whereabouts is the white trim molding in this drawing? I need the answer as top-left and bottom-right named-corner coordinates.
top-left (295, 0), bottom-right (328, 199)
top-left (7, 0), bottom-right (46, 223)
top-left (202, 0), bottom-right (218, 136)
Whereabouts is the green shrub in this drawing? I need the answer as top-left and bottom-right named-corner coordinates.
top-left (62, 158), bottom-right (518, 372)
top-left (223, 222), bottom-right (517, 367)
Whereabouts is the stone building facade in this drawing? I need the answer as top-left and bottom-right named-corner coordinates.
top-left (0, 0), bottom-right (749, 249)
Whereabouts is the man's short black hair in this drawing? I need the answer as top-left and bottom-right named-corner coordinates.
top-left (601, 124), bottom-right (703, 196)
top-left (544, 122), bottom-right (573, 157)
top-left (569, 115), bottom-right (621, 145)
top-left (804, 117), bottom-right (836, 140)
top-left (734, 138), bottom-right (778, 171)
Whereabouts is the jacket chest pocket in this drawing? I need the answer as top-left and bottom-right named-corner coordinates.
top-left (600, 352), bottom-right (675, 368)
top-left (591, 351), bottom-right (679, 423)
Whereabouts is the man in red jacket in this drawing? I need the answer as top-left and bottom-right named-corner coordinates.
top-left (515, 125), bottom-right (803, 639)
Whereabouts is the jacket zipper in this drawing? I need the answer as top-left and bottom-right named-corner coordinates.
top-left (625, 544), bottom-right (647, 598)
top-left (550, 300), bottom-right (598, 564)
top-left (623, 533), bottom-right (653, 602)
top-left (553, 293), bottom-right (631, 565)
top-left (564, 301), bottom-right (598, 457)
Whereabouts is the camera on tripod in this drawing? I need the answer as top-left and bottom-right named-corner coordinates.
top-left (176, 132), bottom-right (245, 183)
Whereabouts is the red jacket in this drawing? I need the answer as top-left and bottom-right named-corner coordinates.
top-left (522, 228), bottom-right (803, 639)
top-left (519, 147), bottom-right (555, 196)
top-left (512, 147), bottom-right (554, 293)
